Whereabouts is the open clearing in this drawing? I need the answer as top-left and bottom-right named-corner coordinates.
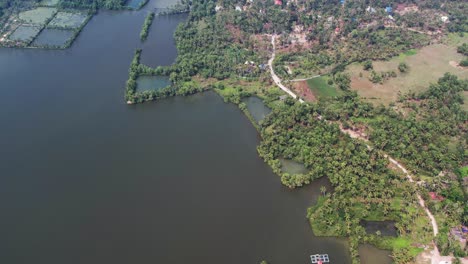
top-left (40, 0), bottom-right (60, 6)
top-left (306, 76), bottom-right (342, 99)
top-left (48, 12), bottom-right (88, 29)
top-left (346, 44), bottom-right (468, 105)
top-left (19, 7), bottom-right (57, 25)
top-left (8, 25), bottom-right (41, 42)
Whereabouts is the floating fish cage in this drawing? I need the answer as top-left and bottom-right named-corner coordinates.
top-left (310, 254), bottom-right (330, 263)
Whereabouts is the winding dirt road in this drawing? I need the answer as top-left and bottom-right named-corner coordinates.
top-left (268, 35), bottom-right (304, 103)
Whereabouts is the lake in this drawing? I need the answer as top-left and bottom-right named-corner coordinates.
top-left (0, 1), bottom-right (362, 263)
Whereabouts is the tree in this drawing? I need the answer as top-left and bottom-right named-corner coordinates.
top-left (334, 73), bottom-right (351, 90)
top-left (460, 59), bottom-right (468, 67)
top-left (398, 62), bottom-right (409, 73)
top-left (320, 186), bottom-right (326, 196)
top-left (457, 43), bottom-right (468, 56)
top-left (363, 60), bottom-right (373, 71)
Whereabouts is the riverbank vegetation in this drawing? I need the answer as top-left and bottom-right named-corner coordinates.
top-left (139, 11), bottom-right (153, 41)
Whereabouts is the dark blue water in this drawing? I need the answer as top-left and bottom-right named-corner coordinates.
top-left (0, 1), bottom-right (354, 263)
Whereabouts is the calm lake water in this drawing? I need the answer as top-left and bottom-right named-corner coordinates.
top-left (0, 1), bottom-right (360, 263)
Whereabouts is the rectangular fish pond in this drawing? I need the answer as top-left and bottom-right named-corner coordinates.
top-left (125, 0), bottom-right (148, 9)
top-left (8, 25), bottom-right (42, 43)
top-left (279, 158), bottom-right (309, 174)
top-left (136, 75), bottom-right (171, 92)
top-left (48, 12), bottom-right (89, 29)
top-left (241, 96), bottom-right (272, 124)
top-left (360, 220), bottom-right (397, 237)
top-left (18, 7), bottom-right (57, 25)
top-left (31, 29), bottom-right (75, 48)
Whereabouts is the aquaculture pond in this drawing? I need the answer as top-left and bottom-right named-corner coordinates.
top-left (48, 12), bottom-right (88, 29)
top-left (32, 29), bottom-right (75, 47)
top-left (125, 0), bottom-right (147, 9)
top-left (136, 75), bottom-right (171, 92)
top-left (8, 25), bottom-right (41, 42)
top-left (0, 0), bottom-right (390, 263)
top-left (359, 244), bottom-right (393, 264)
top-left (40, 0), bottom-right (60, 6)
top-left (361, 220), bottom-right (398, 237)
top-left (242, 96), bottom-right (272, 123)
top-left (18, 7), bottom-right (57, 25)
top-left (280, 158), bottom-right (309, 174)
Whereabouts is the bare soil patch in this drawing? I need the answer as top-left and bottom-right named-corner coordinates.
top-left (292, 80), bottom-right (316, 102)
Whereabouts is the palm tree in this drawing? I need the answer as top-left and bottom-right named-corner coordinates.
top-left (320, 186), bottom-right (327, 196)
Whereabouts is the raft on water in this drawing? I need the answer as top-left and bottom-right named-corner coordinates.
top-left (310, 254), bottom-right (329, 263)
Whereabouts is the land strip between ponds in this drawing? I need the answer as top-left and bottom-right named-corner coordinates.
top-left (266, 33), bottom-right (441, 263)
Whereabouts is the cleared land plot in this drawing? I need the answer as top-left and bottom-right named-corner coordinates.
top-left (8, 25), bottom-right (41, 42)
top-left (19, 7), bottom-right (57, 25)
top-left (48, 12), bottom-right (88, 29)
top-left (40, 0), bottom-right (60, 6)
top-left (32, 28), bottom-right (75, 47)
top-left (306, 76), bottom-right (342, 99)
top-left (346, 44), bottom-right (468, 105)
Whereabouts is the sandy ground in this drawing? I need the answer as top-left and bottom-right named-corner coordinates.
top-left (291, 80), bottom-right (316, 102)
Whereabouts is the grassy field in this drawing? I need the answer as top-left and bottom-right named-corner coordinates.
top-left (306, 76), bottom-right (342, 99)
top-left (19, 7), bottom-right (57, 25)
top-left (346, 43), bottom-right (468, 105)
top-left (48, 12), bottom-right (88, 29)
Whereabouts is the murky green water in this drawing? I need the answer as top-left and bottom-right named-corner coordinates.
top-left (280, 158), bottom-right (309, 174)
top-left (242, 96), bottom-right (272, 123)
top-left (136, 75), bottom-right (171, 92)
top-left (359, 244), bottom-right (393, 264)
